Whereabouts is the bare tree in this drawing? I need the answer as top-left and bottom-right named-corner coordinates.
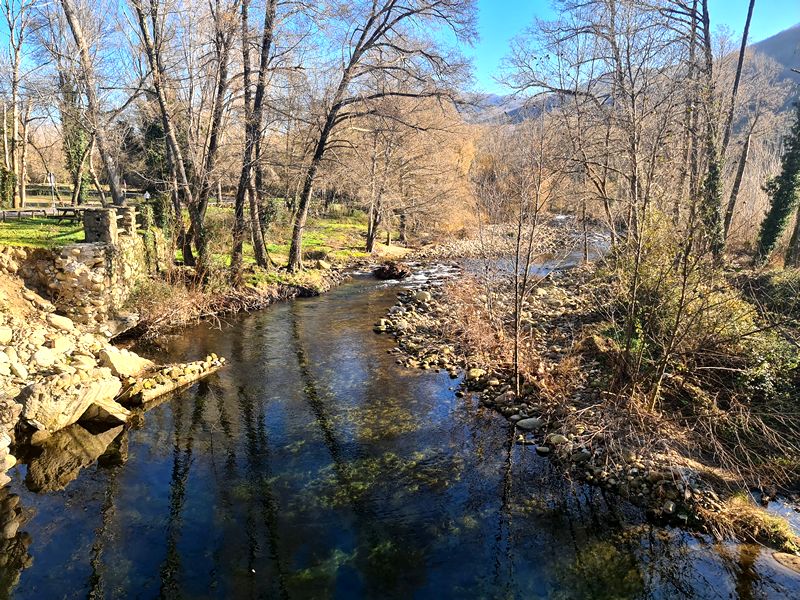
top-left (285, 0), bottom-right (476, 271)
top-left (231, 0), bottom-right (276, 279)
top-left (60, 0), bottom-right (126, 206)
top-left (1, 0), bottom-right (36, 207)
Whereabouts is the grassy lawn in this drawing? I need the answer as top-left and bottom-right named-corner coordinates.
top-left (0, 205), bottom-right (412, 270)
top-left (0, 217), bottom-right (84, 248)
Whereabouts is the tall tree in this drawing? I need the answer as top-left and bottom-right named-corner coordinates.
top-left (762, 101), bottom-right (800, 265)
top-left (286, 0), bottom-right (476, 272)
top-left (231, 0), bottom-right (276, 279)
top-left (2, 0), bottom-right (35, 207)
top-left (59, 0), bottom-right (126, 206)
top-left (129, 0), bottom-right (206, 267)
top-left (719, 0), bottom-right (755, 162)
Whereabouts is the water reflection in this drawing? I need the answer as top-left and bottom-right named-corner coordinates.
top-left (2, 278), bottom-right (799, 598)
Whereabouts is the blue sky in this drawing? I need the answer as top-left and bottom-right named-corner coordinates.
top-left (469, 0), bottom-right (800, 94)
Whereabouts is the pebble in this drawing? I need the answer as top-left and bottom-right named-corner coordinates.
top-left (33, 348), bottom-right (56, 367)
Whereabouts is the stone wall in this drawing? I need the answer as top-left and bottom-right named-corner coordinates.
top-left (0, 207), bottom-right (167, 333)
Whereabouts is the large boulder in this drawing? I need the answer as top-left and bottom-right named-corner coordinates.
top-left (19, 372), bottom-right (122, 436)
top-left (98, 347), bottom-right (154, 378)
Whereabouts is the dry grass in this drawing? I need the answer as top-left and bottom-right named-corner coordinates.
top-left (124, 268), bottom-right (298, 340)
top-left (697, 494), bottom-right (800, 553)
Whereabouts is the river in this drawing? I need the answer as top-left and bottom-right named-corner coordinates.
top-left (2, 272), bottom-right (799, 598)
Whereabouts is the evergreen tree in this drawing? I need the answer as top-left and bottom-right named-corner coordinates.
top-left (757, 101), bottom-right (800, 264)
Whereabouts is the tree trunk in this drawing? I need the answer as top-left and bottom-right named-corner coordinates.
top-left (18, 103), bottom-right (29, 208)
top-left (399, 213), bottom-right (407, 244)
top-left (2, 103), bottom-right (9, 171)
top-left (720, 0), bottom-right (756, 161)
top-left (87, 138), bottom-right (107, 205)
top-left (288, 71), bottom-right (354, 272)
top-left (131, 0), bottom-right (203, 267)
top-left (70, 139), bottom-right (91, 205)
top-left (248, 179), bottom-right (268, 269)
top-left (60, 0), bottom-right (125, 206)
top-left (723, 125), bottom-right (754, 240)
top-left (11, 51), bottom-right (20, 208)
top-left (232, 0), bottom-right (276, 279)
top-left (786, 206), bottom-right (800, 268)
top-left (196, 0), bottom-right (234, 224)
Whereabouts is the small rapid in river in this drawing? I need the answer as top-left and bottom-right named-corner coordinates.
top-left (3, 272), bottom-right (799, 598)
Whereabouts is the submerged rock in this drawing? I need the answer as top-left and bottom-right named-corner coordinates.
top-left (773, 552), bottom-right (800, 574)
top-left (414, 290), bottom-right (432, 303)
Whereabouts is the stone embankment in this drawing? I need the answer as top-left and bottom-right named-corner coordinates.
top-left (0, 272), bottom-right (224, 488)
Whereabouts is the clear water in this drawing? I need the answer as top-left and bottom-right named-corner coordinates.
top-left (2, 275), bottom-right (799, 599)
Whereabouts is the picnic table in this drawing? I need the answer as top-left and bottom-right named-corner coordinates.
top-left (54, 206), bottom-right (87, 224)
top-left (0, 208), bottom-right (48, 222)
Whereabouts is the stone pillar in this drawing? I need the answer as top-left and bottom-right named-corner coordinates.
top-left (83, 209), bottom-right (118, 244)
top-left (115, 206), bottom-right (137, 236)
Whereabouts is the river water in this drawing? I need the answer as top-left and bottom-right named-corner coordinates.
top-left (3, 274), bottom-right (799, 598)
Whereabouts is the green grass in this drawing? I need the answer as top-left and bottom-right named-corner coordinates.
top-left (0, 203), bottom-right (405, 267)
top-left (0, 217), bottom-right (84, 248)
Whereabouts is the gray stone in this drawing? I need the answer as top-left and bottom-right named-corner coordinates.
top-left (571, 449), bottom-right (591, 463)
top-left (10, 362), bottom-right (28, 380)
top-left (516, 417), bottom-right (543, 432)
top-left (47, 336), bottom-right (74, 354)
top-left (547, 434), bottom-right (570, 445)
top-left (0, 327), bottom-right (11, 345)
top-left (535, 445), bottom-right (551, 456)
top-left (415, 290), bottom-right (432, 303)
top-left (662, 500), bottom-right (676, 514)
top-left (2, 453), bottom-right (15, 471)
top-left (466, 368), bottom-right (485, 381)
top-left (80, 396), bottom-right (131, 425)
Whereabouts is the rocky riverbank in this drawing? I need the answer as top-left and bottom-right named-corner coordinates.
top-left (0, 272), bottom-right (225, 488)
top-left (374, 264), bottom-right (800, 556)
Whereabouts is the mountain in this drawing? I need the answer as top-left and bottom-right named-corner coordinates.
top-left (751, 23), bottom-right (800, 84)
top-left (466, 23), bottom-right (800, 125)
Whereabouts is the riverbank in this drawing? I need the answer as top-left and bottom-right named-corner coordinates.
top-left (375, 262), bottom-right (800, 559)
top-left (0, 271), bottom-right (227, 488)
